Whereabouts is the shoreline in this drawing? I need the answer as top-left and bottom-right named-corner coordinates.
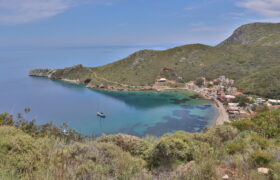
top-left (30, 76), bottom-right (231, 126)
top-left (89, 85), bottom-right (231, 126)
top-left (213, 99), bottom-right (230, 125)
top-left (68, 79), bottom-right (232, 126)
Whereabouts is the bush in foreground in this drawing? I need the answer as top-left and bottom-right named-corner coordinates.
top-left (0, 110), bottom-right (280, 179)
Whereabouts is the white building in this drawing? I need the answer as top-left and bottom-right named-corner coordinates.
top-left (157, 78), bottom-right (167, 82)
top-left (268, 99), bottom-right (280, 104)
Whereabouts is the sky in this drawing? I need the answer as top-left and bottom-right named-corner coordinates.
top-left (0, 0), bottom-right (280, 48)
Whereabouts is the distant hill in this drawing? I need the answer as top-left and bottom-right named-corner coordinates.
top-left (219, 23), bottom-right (280, 47)
top-left (31, 23), bottom-right (280, 98)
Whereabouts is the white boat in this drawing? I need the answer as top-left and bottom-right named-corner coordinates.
top-left (97, 112), bottom-right (106, 118)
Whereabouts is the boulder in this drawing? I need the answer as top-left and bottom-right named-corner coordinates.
top-left (257, 167), bottom-right (269, 174)
top-left (222, 174), bottom-right (229, 179)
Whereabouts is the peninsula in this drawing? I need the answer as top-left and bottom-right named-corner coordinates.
top-left (30, 22), bottom-right (280, 99)
top-left (29, 22), bottom-right (280, 125)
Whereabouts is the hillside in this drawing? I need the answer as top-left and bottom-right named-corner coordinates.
top-left (218, 23), bottom-right (280, 47)
top-left (1, 110), bottom-right (280, 179)
top-left (30, 22), bottom-right (280, 98)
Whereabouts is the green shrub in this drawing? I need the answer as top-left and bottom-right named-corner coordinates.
top-left (0, 112), bottom-right (83, 141)
top-left (0, 126), bottom-right (39, 177)
top-left (226, 139), bottom-right (247, 155)
top-left (94, 142), bottom-right (145, 179)
top-left (270, 162), bottom-right (280, 180)
top-left (232, 110), bottom-right (280, 138)
top-left (195, 77), bottom-right (205, 87)
top-left (0, 113), bottom-right (14, 126)
top-left (250, 150), bottom-right (273, 167)
top-left (233, 94), bottom-right (252, 107)
top-left (98, 134), bottom-right (151, 158)
top-left (194, 125), bottom-right (239, 147)
top-left (33, 142), bottom-right (145, 180)
top-left (231, 120), bottom-right (256, 132)
top-left (251, 135), bottom-right (270, 150)
top-left (148, 131), bottom-right (208, 168)
top-left (181, 159), bottom-right (218, 180)
top-left (1, 110), bottom-right (280, 179)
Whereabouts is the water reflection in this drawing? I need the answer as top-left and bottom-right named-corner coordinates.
top-left (30, 77), bottom-right (87, 92)
top-left (92, 89), bottom-right (198, 110)
top-left (32, 77), bottom-right (205, 110)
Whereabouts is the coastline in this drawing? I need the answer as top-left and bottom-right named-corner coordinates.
top-left (93, 85), bottom-right (230, 126)
top-left (70, 79), bottom-right (232, 126)
top-left (30, 75), bottom-right (230, 126)
top-left (213, 99), bottom-right (230, 125)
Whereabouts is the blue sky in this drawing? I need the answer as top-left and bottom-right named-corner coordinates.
top-left (0, 0), bottom-right (279, 48)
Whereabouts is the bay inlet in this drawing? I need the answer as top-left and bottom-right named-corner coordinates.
top-left (0, 47), bottom-right (218, 137)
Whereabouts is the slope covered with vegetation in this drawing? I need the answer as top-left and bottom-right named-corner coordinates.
top-left (32, 22), bottom-right (280, 98)
top-left (1, 110), bottom-right (280, 179)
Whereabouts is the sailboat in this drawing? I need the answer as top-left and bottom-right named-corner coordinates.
top-left (96, 102), bottom-right (106, 118)
top-left (97, 112), bottom-right (106, 118)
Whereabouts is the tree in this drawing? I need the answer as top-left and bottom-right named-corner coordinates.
top-left (195, 77), bottom-right (205, 87)
top-left (0, 113), bottom-right (14, 126)
top-left (24, 108), bottom-right (31, 113)
top-left (232, 110), bottom-right (280, 138)
top-left (233, 94), bottom-right (251, 107)
top-left (252, 104), bottom-right (269, 113)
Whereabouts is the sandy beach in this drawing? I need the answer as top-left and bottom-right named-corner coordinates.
top-left (214, 99), bottom-right (230, 125)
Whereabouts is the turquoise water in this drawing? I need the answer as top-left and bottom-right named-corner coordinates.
top-left (0, 47), bottom-right (218, 137)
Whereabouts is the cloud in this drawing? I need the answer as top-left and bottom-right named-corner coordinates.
top-left (238, 0), bottom-right (280, 17)
top-left (0, 0), bottom-right (83, 24)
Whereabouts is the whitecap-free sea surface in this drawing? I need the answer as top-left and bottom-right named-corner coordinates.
top-left (0, 47), bottom-right (217, 137)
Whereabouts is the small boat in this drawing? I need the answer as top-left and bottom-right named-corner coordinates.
top-left (97, 112), bottom-right (106, 118)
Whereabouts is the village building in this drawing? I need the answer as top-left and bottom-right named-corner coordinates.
top-left (268, 99), bottom-right (280, 104)
top-left (227, 106), bottom-right (240, 114)
top-left (208, 88), bottom-right (218, 97)
top-left (228, 103), bottom-right (239, 108)
top-left (272, 105), bottom-right (280, 110)
top-left (226, 87), bottom-right (238, 95)
top-left (218, 76), bottom-right (235, 86)
top-left (217, 91), bottom-right (225, 97)
top-left (239, 110), bottom-right (251, 119)
top-left (233, 91), bottom-right (243, 96)
top-left (254, 98), bottom-right (266, 105)
top-left (224, 95), bottom-right (236, 101)
top-left (157, 78), bottom-right (167, 83)
top-left (186, 82), bottom-right (197, 91)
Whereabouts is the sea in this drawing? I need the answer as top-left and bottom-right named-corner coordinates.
top-left (0, 46), bottom-right (218, 137)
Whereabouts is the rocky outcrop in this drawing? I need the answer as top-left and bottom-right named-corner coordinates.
top-left (29, 69), bottom-right (56, 78)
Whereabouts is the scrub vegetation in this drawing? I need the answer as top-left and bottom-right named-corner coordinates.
top-left (0, 110), bottom-right (280, 179)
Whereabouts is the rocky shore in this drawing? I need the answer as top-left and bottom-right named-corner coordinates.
top-left (29, 69), bottom-right (56, 78)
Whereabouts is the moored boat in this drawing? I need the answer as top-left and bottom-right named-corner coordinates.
top-left (97, 112), bottom-right (106, 118)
